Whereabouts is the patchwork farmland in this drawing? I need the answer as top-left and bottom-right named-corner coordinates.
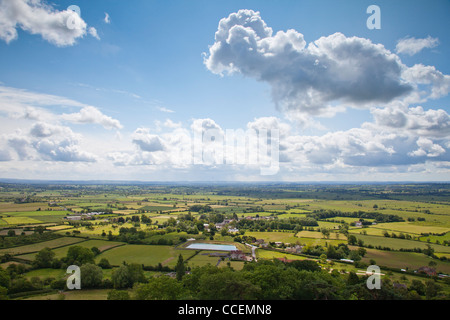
top-left (0, 182), bottom-right (449, 300)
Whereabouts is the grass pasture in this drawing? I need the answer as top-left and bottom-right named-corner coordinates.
top-left (356, 247), bottom-right (450, 274)
top-left (296, 230), bottom-right (347, 240)
top-left (371, 222), bottom-right (449, 236)
top-left (1, 217), bottom-right (44, 225)
top-left (24, 289), bottom-right (111, 300)
top-left (0, 237), bottom-right (86, 256)
top-left (354, 234), bottom-right (450, 253)
top-left (94, 244), bottom-right (195, 267)
top-left (245, 231), bottom-right (299, 244)
top-left (256, 249), bottom-right (309, 261)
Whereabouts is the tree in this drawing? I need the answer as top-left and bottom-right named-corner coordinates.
top-left (425, 280), bottom-right (441, 299)
top-left (80, 263), bottom-right (103, 288)
top-left (357, 247), bottom-right (367, 257)
top-left (7, 230), bottom-right (15, 237)
top-left (288, 260), bottom-right (321, 272)
top-left (66, 246), bottom-right (95, 266)
top-left (112, 265), bottom-right (132, 289)
top-left (127, 263), bottom-right (146, 285)
top-left (349, 250), bottom-right (361, 262)
top-left (98, 258), bottom-right (112, 269)
top-left (175, 254), bottom-right (186, 281)
top-left (33, 247), bottom-right (55, 268)
top-left (91, 247), bottom-right (101, 256)
top-left (410, 280), bottom-right (425, 296)
top-left (0, 269), bottom-right (11, 290)
top-left (347, 235), bottom-right (357, 246)
top-left (134, 276), bottom-right (184, 300)
top-left (428, 260), bottom-right (437, 268)
top-left (0, 286), bottom-right (8, 300)
top-left (321, 228), bottom-right (331, 239)
top-left (347, 271), bottom-right (360, 286)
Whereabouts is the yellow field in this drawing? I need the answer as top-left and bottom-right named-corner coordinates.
top-left (296, 230), bottom-right (347, 240)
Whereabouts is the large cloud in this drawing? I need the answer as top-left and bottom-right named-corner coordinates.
top-left (204, 9), bottom-right (412, 118)
top-left (402, 64), bottom-right (450, 101)
top-left (372, 105), bottom-right (450, 138)
top-left (0, 0), bottom-right (98, 46)
top-left (131, 128), bottom-right (165, 152)
top-left (4, 122), bottom-right (97, 162)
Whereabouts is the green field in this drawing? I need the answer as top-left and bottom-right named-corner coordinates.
top-left (0, 237), bottom-right (86, 256)
top-left (94, 244), bottom-right (195, 267)
top-left (0, 183), bottom-right (449, 301)
top-left (245, 231), bottom-right (300, 244)
top-left (256, 249), bottom-right (309, 261)
top-left (370, 222), bottom-right (450, 235)
top-left (17, 239), bottom-right (125, 261)
top-left (1, 210), bottom-right (68, 217)
top-left (296, 230), bottom-right (347, 240)
top-left (1, 217), bottom-right (44, 225)
top-left (354, 234), bottom-right (450, 253)
top-left (356, 247), bottom-right (450, 274)
top-left (24, 289), bottom-right (111, 300)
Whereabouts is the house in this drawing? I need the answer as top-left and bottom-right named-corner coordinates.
top-left (230, 250), bottom-right (252, 261)
top-left (215, 222), bottom-right (226, 230)
top-left (285, 245), bottom-right (303, 254)
top-left (65, 216), bottom-right (82, 221)
top-left (417, 266), bottom-right (436, 276)
top-left (355, 221), bottom-right (363, 227)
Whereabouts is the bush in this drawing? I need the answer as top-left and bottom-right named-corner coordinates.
top-left (98, 258), bottom-right (112, 269)
top-left (50, 279), bottom-right (67, 290)
top-left (107, 289), bottom-right (130, 300)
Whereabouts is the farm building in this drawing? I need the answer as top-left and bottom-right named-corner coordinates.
top-left (417, 266), bottom-right (436, 276)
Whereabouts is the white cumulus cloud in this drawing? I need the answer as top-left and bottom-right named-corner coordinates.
top-left (0, 0), bottom-right (98, 46)
top-left (204, 9), bottom-right (412, 118)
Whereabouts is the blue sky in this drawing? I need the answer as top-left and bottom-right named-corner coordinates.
top-left (0, 0), bottom-right (449, 181)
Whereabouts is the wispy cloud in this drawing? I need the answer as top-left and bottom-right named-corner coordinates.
top-left (396, 36), bottom-right (439, 56)
top-left (157, 106), bottom-right (175, 113)
top-left (0, 85), bottom-right (122, 130)
top-left (104, 12), bottom-right (111, 24)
